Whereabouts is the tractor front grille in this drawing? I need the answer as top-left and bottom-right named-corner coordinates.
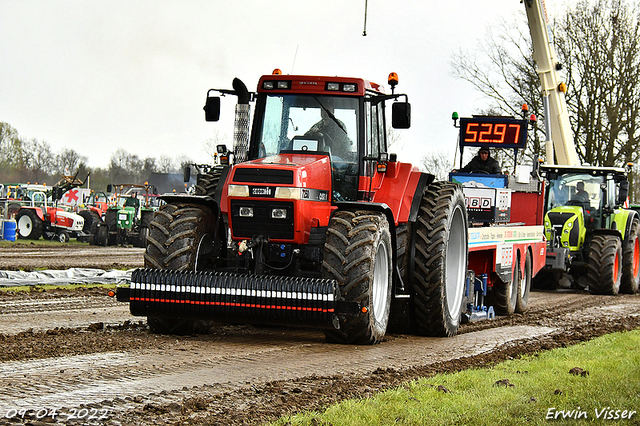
top-left (230, 200), bottom-right (294, 240)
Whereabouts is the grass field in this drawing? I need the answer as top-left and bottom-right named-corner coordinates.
top-left (273, 330), bottom-right (640, 425)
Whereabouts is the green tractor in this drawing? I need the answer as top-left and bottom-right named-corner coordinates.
top-left (103, 183), bottom-right (158, 247)
top-left (537, 164), bottom-right (640, 294)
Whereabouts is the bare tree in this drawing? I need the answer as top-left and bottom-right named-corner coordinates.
top-left (451, 0), bottom-right (640, 172)
top-left (557, 0), bottom-right (640, 167)
top-left (203, 129), bottom-right (230, 163)
top-left (421, 151), bottom-right (454, 181)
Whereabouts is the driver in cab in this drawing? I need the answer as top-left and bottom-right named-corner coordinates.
top-left (459, 147), bottom-right (501, 174)
top-left (304, 106), bottom-right (353, 159)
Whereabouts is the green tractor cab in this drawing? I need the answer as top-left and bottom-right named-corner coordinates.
top-left (538, 165), bottom-right (639, 294)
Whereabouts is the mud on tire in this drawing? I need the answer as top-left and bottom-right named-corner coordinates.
top-left (143, 203), bottom-right (218, 334)
top-left (322, 210), bottom-right (393, 345)
top-left (587, 234), bottom-right (623, 295)
top-left (621, 217), bottom-right (640, 294)
top-left (411, 182), bottom-right (468, 337)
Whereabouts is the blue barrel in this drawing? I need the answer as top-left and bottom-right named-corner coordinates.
top-left (3, 219), bottom-right (16, 242)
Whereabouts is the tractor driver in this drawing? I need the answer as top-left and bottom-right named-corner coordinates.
top-left (459, 147), bottom-right (502, 174)
top-left (571, 181), bottom-right (590, 205)
top-left (304, 106), bottom-right (353, 160)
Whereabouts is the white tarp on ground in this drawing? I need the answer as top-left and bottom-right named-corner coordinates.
top-left (0, 268), bottom-right (132, 287)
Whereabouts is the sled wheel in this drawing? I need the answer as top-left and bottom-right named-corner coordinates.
top-left (515, 251), bottom-right (532, 313)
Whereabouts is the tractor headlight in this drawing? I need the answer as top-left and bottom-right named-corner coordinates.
top-left (239, 207), bottom-right (254, 217)
top-left (228, 185), bottom-right (250, 197)
top-left (274, 187), bottom-right (301, 200)
top-left (271, 208), bottom-right (288, 219)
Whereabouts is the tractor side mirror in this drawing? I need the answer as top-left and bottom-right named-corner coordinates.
top-left (184, 166), bottom-right (191, 183)
top-left (392, 102), bottom-right (411, 129)
top-left (204, 96), bottom-right (221, 122)
top-left (618, 180), bottom-right (629, 205)
top-left (106, 184), bottom-right (113, 193)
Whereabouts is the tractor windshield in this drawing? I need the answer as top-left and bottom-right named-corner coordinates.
top-left (546, 172), bottom-right (604, 212)
top-left (257, 94), bottom-right (359, 163)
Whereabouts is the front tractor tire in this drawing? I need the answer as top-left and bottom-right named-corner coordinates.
top-left (621, 218), bottom-right (640, 294)
top-left (411, 182), bottom-right (468, 337)
top-left (322, 211), bottom-right (393, 345)
top-left (143, 202), bottom-right (218, 335)
top-left (587, 234), bottom-right (623, 295)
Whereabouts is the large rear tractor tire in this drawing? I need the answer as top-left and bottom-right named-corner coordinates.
top-left (15, 210), bottom-right (43, 240)
top-left (621, 218), bottom-right (640, 294)
top-left (515, 251), bottom-right (532, 313)
top-left (587, 234), bottom-right (623, 295)
top-left (322, 211), bottom-right (393, 344)
top-left (411, 182), bottom-right (468, 337)
top-left (194, 167), bottom-right (224, 197)
top-left (143, 202), bottom-right (218, 335)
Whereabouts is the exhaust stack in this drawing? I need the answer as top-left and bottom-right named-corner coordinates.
top-left (232, 78), bottom-right (250, 164)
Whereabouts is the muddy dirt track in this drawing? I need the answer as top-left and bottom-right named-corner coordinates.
top-left (0, 244), bottom-right (639, 425)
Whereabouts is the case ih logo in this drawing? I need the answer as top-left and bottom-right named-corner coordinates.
top-left (466, 197), bottom-right (491, 211)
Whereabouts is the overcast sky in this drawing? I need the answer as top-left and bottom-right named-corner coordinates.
top-left (0, 1), bottom-right (548, 170)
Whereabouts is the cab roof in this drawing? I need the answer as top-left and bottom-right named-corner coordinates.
top-left (257, 74), bottom-right (384, 96)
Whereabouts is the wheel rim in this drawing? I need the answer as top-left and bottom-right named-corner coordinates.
top-left (17, 215), bottom-right (33, 237)
top-left (372, 240), bottom-right (390, 324)
top-left (445, 205), bottom-right (466, 317)
top-left (633, 238), bottom-right (640, 279)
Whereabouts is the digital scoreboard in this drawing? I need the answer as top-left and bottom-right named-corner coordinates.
top-left (459, 116), bottom-right (528, 149)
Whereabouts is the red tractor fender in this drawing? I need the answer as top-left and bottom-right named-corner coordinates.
top-left (370, 161), bottom-right (432, 225)
top-left (19, 206), bottom-right (46, 222)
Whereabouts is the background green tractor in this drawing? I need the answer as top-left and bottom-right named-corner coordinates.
top-left (536, 165), bottom-right (639, 294)
top-left (103, 183), bottom-right (158, 247)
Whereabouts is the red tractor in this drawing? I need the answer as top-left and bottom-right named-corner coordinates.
top-left (118, 72), bottom-right (471, 344)
top-left (14, 175), bottom-right (87, 243)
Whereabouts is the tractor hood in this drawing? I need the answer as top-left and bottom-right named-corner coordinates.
top-left (228, 153), bottom-right (333, 190)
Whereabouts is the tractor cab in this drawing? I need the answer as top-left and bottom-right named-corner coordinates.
top-left (540, 165), bottom-right (630, 255)
top-left (204, 72), bottom-right (411, 204)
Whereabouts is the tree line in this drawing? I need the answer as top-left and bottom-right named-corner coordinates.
top-left (0, 122), bottom-right (197, 192)
top-left (448, 0), bottom-right (640, 199)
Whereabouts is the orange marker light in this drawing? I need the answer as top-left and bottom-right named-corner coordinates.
top-left (108, 290), bottom-right (116, 297)
top-left (522, 103), bottom-right (529, 113)
top-left (388, 72), bottom-right (398, 86)
top-left (361, 306), bottom-right (368, 313)
top-left (272, 68), bottom-right (282, 75)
